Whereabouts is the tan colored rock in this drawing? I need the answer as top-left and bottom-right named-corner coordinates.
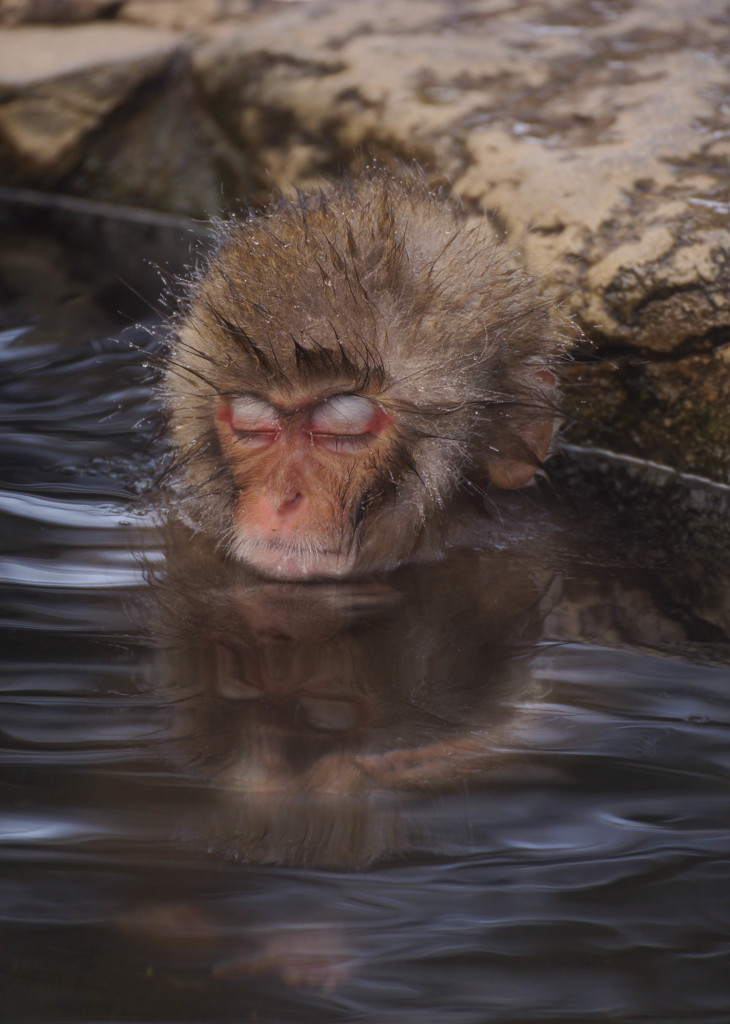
top-left (63, 60), bottom-right (253, 215)
top-left (0, 0), bottom-right (119, 23)
top-left (0, 24), bottom-right (183, 175)
top-left (119, 0), bottom-right (225, 32)
top-left (0, 23), bottom-right (181, 87)
top-left (193, 0), bottom-right (730, 356)
top-left (186, 0), bottom-right (730, 478)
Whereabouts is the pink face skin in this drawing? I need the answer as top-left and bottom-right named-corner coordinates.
top-left (215, 392), bottom-right (392, 579)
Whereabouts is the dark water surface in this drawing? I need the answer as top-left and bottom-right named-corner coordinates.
top-left (2, 195), bottom-right (730, 1023)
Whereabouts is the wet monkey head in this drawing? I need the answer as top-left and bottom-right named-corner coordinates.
top-left (165, 172), bottom-right (564, 579)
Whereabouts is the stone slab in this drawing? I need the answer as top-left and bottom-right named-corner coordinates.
top-left (0, 23), bottom-right (183, 89)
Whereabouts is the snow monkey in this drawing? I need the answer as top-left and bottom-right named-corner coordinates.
top-left (165, 172), bottom-right (564, 580)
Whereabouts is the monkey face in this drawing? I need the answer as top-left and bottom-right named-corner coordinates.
top-left (165, 173), bottom-right (565, 579)
top-left (214, 388), bottom-right (396, 579)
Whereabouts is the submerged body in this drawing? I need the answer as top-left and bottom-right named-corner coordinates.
top-left (166, 173), bottom-right (565, 579)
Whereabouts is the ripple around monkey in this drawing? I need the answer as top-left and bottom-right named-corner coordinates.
top-left (164, 171), bottom-right (568, 580)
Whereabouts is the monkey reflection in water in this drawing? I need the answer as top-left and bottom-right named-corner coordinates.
top-left (137, 171), bottom-right (569, 987)
top-left (126, 523), bottom-right (557, 988)
top-left (158, 524), bottom-right (554, 864)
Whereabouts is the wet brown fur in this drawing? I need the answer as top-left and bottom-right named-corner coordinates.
top-left (165, 171), bottom-right (567, 574)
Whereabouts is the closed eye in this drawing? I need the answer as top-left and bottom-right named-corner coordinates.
top-left (308, 394), bottom-right (389, 452)
top-left (310, 395), bottom-right (382, 435)
top-left (229, 394), bottom-right (280, 433)
top-left (315, 433), bottom-right (375, 452)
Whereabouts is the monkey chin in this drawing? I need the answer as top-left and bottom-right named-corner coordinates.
top-left (228, 533), bottom-right (358, 582)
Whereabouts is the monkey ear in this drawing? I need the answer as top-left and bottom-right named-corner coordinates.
top-left (484, 369), bottom-right (556, 490)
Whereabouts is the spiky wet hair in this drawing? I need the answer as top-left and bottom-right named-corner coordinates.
top-left (165, 170), bottom-right (564, 553)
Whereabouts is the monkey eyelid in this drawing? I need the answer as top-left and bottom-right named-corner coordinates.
top-left (228, 394), bottom-right (280, 432)
top-left (309, 433), bottom-right (376, 454)
top-left (309, 394), bottom-right (381, 436)
top-left (232, 429), bottom-right (279, 446)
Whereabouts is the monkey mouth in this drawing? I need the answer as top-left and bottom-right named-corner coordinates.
top-left (229, 534), bottom-right (358, 581)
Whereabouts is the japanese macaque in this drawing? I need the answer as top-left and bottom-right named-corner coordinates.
top-left (165, 172), bottom-right (565, 579)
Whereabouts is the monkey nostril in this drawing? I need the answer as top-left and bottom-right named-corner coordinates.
top-left (272, 492), bottom-right (304, 516)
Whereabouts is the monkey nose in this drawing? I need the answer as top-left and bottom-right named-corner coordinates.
top-left (258, 490), bottom-right (307, 532)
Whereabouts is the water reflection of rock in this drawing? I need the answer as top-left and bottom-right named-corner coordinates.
top-left (154, 522), bottom-right (554, 869)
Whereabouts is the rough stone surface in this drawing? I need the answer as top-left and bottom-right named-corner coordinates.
top-left (0, 23), bottom-right (179, 87)
top-left (0, 22), bottom-right (251, 212)
top-left (190, 0), bottom-right (730, 352)
top-left (0, 25), bottom-right (182, 176)
top-left (562, 353), bottom-right (730, 482)
top-left (120, 0), bottom-right (226, 31)
top-left (1, 0), bottom-right (729, 478)
top-left (0, 0), bottom-right (120, 23)
top-left (61, 55), bottom-right (253, 215)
